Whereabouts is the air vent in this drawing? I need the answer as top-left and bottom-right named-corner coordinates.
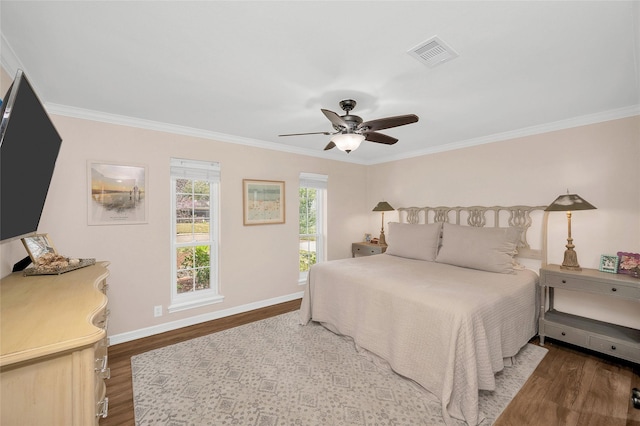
top-left (407, 36), bottom-right (458, 68)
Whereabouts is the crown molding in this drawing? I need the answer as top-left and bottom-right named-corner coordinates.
top-left (47, 102), bottom-right (639, 167)
top-left (370, 104), bottom-right (640, 165)
top-left (0, 34), bottom-right (21, 77)
top-left (46, 103), bottom-right (370, 165)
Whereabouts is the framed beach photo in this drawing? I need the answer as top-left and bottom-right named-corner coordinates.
top-left (88, 161), bottom-right (148, 225)
top-left (598, 254), bottom-right (619, 274)
top-left (617, 251), bottom-right (640, 276)
top-left (21, 233), bottom-right (57, 262)
top-left (243, 179), bottom-right (285, 225)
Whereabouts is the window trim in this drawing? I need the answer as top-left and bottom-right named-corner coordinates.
top-left (169, 158), bottom-right (223, 313)
top-left (299, 172), bottom-right (327, 284)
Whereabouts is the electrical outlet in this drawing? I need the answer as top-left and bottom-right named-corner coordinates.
top-left (154, 305), bottom-right (162, 317)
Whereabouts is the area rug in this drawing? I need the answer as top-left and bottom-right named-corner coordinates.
top-left (132, 311), bottom-right (547, 425)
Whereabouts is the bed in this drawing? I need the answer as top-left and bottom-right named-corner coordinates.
top-left (300, 205), bottom-right (546, 426)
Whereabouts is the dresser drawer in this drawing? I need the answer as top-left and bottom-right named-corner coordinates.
top-left (542, 322), bottom-right (587, 347)
top-left (588, 336), bottom-right (639, 362)
top-left (544, 273), bottom-right (640, 299)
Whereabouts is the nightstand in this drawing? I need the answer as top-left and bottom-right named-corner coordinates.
top-left (352, 242), bottom-right (387, 257)
top-left (539, 264), bottom-right (640, 363)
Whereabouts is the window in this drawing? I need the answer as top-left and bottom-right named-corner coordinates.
top-left (169, 158), bottom-right (223, 312)
top-left (299, 172), bottom-right (327, 283)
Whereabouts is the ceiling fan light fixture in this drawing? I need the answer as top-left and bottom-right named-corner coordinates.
top-left (332, 133), bottom-right (365, 153)
top-left (280, 99), bottom-right (418, 152)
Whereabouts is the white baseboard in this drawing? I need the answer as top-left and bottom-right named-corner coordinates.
top-left (108, 291), bottom-right (304, 346)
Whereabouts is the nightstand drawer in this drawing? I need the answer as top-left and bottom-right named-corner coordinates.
top-left (588, 336), bottom-right (638, 361)
top-left (544, 273), bottom-right (640, 299)
top-left (352, 242), bottom-right (387, 257)
top-left (354, 246), bottom-right (383, 255)
top-left (543, 322), bottom-right (587, 347)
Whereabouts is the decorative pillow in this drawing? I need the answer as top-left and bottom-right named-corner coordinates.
top-left (435, 222), bottom-right (521, 274)
top-left (385, 222), bottom-right (442, 261)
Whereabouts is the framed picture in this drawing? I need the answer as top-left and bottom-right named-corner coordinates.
top-left (617, 251), bottom-right (640, 276)
top-left (21, 234), bottom-right (57, 262)
top-left (88, 161), bottom-right (148, 225)
top-left (243, 179), bottom-right (285, 225)
top-left (598, 254), bottom-right (619, 274)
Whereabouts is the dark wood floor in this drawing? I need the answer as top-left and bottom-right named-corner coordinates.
top-left (100, 299), bottom-right (639, 426)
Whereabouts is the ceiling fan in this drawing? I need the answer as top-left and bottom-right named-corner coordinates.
top-left (279, 99), bottom-right (419, 153)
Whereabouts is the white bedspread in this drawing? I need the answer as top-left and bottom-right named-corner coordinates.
top-left (300, 254), bottom-right (538, 425)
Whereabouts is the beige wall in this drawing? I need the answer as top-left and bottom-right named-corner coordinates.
top-left (1, 68), bottom-right (638, 339)
top-left (0, 106), bottom-right (369, 338)
top-left (366, 116), bottom-right (640, 328)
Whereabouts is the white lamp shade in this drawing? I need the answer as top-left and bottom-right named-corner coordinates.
top-left (332, 133), bottom-right (365, 152)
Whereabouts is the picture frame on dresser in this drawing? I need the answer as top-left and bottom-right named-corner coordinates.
top-left (617, 251), bottom-right (640, 276)
top-left (599, 254), bottom-right (619, 274)
top-left (21, 233), bottom-right (57, 262)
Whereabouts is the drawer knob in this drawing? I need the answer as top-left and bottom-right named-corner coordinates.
top-left (611, 288), bottom-right (617, 292)
top-left (561, 280), bottom-right (567, 284)
top-left (561, 332), bottom-right (566, 336)
top-left (611, 345), bottom-right (616, 350)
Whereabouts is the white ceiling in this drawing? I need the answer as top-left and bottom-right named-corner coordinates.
top-left (1, 1), bottom-right (639, 165)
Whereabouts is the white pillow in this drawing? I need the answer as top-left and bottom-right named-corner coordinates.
top-left (385, 222), bottom-right (442, 261)
top-left (435, 222), bottom-right (521, 274)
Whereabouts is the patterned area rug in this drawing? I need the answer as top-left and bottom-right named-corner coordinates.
top-left (132, 311), bottom-right (547, 425)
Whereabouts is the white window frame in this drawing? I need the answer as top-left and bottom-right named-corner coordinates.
top-left (299, 172), bottom-right (327, 284)
top-left (169, 158), bottom-right (223, 313)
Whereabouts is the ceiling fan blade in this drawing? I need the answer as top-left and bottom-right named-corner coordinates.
top-left (364, 132), bottom-right (398, 145)
top-left (321, 109), bottom-right (348, 129)
top-left (278, 131), bottom-right (333, 137)
top-left (324, 141), bottom-right (336, 151)
top-left (358, 114), bottom-right (419, 132)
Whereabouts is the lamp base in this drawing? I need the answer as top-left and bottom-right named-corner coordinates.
top-left (560, 246), bottom-right (581, 271)
top-left (560, 264), bottom-right (582, 271)
top-left (379, 231), bottom-right (387, 246)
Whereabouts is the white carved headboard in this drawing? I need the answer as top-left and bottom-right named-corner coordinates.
top-left (397, 205), bottom-right (547, 261)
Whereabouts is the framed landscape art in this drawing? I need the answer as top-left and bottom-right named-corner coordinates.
top-left (88, 161), bottom-right (148, 225)
top-left (243, 179), bottom-right (285, 225)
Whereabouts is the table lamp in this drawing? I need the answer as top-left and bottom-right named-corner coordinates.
top-left (372, 201), bottom-right (394, 245)
top-left (545, 192), bottom-right (596, 271)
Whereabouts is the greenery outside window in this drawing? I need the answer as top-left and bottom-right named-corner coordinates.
top-left (169, 158), bottom-right (223, 312)
top-left (299, 172), bottom-right (327, 283)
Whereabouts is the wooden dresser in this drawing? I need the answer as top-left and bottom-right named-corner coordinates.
top-left (0, 261), bottom-right (110, 425)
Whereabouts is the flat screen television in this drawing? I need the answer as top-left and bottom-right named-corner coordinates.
top-left (0, 69), bottom-right (63, 242)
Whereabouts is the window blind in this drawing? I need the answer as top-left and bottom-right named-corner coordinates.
top-left (170, 158), bottom-right (220, 181)
top-left (299, 172), bottom-right (328, 189)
